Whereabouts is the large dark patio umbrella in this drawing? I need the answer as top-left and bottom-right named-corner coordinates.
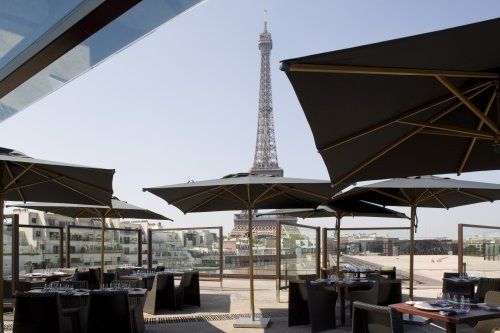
top-left (8, 198), bottom-right (170, 286)
top-left (0, 147), bottom-right (114, 326)
top-left (280, 18), bottom-right (500, 187)
top-left (333, 176), bottom-right (500, 300)
top-left (144, 173), bottom-right (339, 328)
top-left (258, 198), bottom-right (406, 274)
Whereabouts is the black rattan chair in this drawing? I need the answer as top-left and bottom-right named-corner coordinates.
top-left (88, 268), bottom-right (100, 289)
top-left (288, 281), bottom-right (310, 327)
top-left (379, 267), bottom-right (397, 280)
top-left (352, 302), bottom-right (404, 333)
top-left (349, 277), bottom-right (402, 318)
top-left (115, 268), bottom-right (134, 280)
top-left (87, 290), bottom-right (133, 333)
top-left (176, 271), bottom-right (200, 308)
top-left (143, 274), bottom-right (175, 314)
top-left (13, 292), bottom-right (71, 333)
top-left (476, 278), bottom-right (500, 303)
top-left (60, 280), bottom-right (88, 289)
top-left (307, 282), bottom-right (338, 333)
top-left (442, 272), bottom-right (473, 298)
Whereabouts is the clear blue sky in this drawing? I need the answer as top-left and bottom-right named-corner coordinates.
top-left (1, 0), bottom-right (500, 238)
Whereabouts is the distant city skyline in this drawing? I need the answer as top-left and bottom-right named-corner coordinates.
top-left (1, 1), bottom-right (500, 238)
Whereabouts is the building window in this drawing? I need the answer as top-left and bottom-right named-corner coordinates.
top-left (48, 219), bottom-right (55, 226)
top-left (31, 218), bottom-right (37, 224)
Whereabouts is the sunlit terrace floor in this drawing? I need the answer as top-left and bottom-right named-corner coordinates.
top-left (4, 278), bottom-right (449, 333)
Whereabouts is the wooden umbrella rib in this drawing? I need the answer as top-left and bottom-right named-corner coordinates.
top-left (27, 167), bottom-right (107, 206)
top-left (170, 185), bottom-right (224, 205)
top-left (8, 176), bottom-right (66, 191)
top-left (278, 184), bottom-right (332, 201)
top-left (219, 186), bottom-right (248, 205)
top-left (419, 129), bottom-right (493, 140)
top-left (458, 90), bottom-right (497, 175)
top-left (260, 184), bottom-right (309, 206)
top-left (371, 188), bottom-right (409, 205)
top-left (436, 76), bottom-right (500, 135)
top-left (3, 163), bottom-right (34, 190)
top-left (252, 184), bottom-right (278, 203)
top-left (396, 120), bottom-right (495, 139)
top-left (333, 89), bottom-right (482, 186)
top-left (253, 188), bottom-right (291, 204)
top-left (186, 190), bottom-right (227, 213)
top-left (415, 189), bottom-right (430, 203)
top-left (456, 189), bottom-right (493, 203)
top-left (416, 189), bottom-right (448, 205)
top-left (399, 188), bottom-right (413, 204)
top-left (428, 190), bottom-right (449, 209)
top-left (320, 81), bottom-right (492, 152)
top-left (289, 63), bottom-right (499, 79)
top-left (4, 162), bottom-right (26, 202)
top-left (27, 164), bottom-right (113, 194)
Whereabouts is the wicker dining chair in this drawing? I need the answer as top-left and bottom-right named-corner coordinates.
top-left (13, 292), bottom-right (71, 333)
top-left (176, 271), bottom-right (201, 308)
top-left (476, 278), bottom-right (500, 303)
top-left (143, 274), bottom-right (175, 314)
top-left (352, 302), bottom-right (404, 333)
top-left (87, 290), bottom-right (134, 333)
top-left (307, 282), bottom-right (338, 333)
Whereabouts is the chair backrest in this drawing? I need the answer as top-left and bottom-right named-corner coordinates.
top-left (144, 273), bottom-right (174, 314)
top-left (61, 280), bottom-right (88, 289)
top-left (378, 281), bottom-right (402, 306)
top-left (115, 268), bottom-right (134, 280)
top-left (14, 292), bottom-right (64, 333)
top-left (297, 274), bottom-right (318, 282)
top-left (475, 291), bottom-right (500, 333)
top-left (87, 290), bottom-right (132, 333)
top-left (155, 266), bottom-right (165, 272)
top-left (307, 282), bottom-right (338, 333)
top-left (89, 268), bottom-right (101, 289)
top-left (74, 271), bottom-right (90, 282)
top-left (288, 281), bottom-right (310, 327)
top-left (442, 272), bottom-right (471, 296)
top-left (180, 271), bottom-right (195, 288)
top-left (352, 302), bottom-right (404, 333)
top-left (380, 267), bottom-right (396, 280)
top-left (3, 279), bottom-right (12, 299)
top-left (117, 279), bottom-right (141, 288)
top-left (477, 278), bottom-right (500, 302)
top-left (44, 275), bottom-right (60, 284)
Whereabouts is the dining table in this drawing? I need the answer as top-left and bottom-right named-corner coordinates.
top-left (389, 302), bottom-right (500, 333)
top-left (21, 271), bottom-right (71, 281)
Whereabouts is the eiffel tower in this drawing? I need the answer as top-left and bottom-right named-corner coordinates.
top-left (229, 12), bottom-right (297, 240)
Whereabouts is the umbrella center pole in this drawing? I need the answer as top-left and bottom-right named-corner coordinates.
top-left (100, 214), bottom-right (106, 288)
top-left (247, 206), bottom-right (255, 321)
top-left (409, 205), bottom-right (416, 301)
top-left (0, 191), bottom-right (4, 333)
top-left (336, 215), bottom-right (341, 275)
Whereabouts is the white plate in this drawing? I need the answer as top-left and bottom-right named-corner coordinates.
top-left (414, 302), bottom-right (452, 311)
top-left (405, 301), bottom-right (418, 305)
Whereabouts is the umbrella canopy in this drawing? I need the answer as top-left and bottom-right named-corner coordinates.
top-left (336, 176), bottom-right (500, 209)
top-left (8, 198), bottom-right (171, 220)
top-left (257, 199), bottom-right (406, 273)
top-left (280, 18), bottom-right (500, 187)
top-left (144, 173), bottom-right (338, 326)
top-left (8, 198), bottom-right (171, 286)
top-left (144, 173), bottom-right (342, 213)
top-left (0, 147), bottom-right (114, 205)
top-left (0, 147), bottom-right (114, 325)
top-left (257, 198), bottom-right (406, 219)
top-left (334, 176), bottom-right (500, 299)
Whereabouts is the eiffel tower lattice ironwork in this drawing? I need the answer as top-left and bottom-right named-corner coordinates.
top-left (250, 11), bottom-right (283, 177)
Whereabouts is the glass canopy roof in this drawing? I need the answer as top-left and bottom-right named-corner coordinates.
top-left (0, 0), bottom-right (203, 122)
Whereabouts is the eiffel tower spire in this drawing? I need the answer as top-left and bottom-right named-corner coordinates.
top-left (250, 10), bottom-right (283, 177)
